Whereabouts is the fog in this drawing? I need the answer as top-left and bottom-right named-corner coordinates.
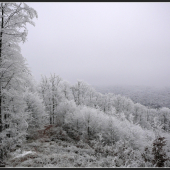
top-left (20, 2), bottom-right (170, 87)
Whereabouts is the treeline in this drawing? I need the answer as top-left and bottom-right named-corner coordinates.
top-left (1, 2), bottom-right (170, 167)
top-left (37, 74), bottom-right (170, 167)
top-left (39, 75), bottom-right (170, 133)
top-left (95, 85), bottom-right (170, 109)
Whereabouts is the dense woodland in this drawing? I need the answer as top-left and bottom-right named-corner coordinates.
top-left (95, 85), bottom-right (170, 109)
top-left (1, 2), bottom-right (170, 167)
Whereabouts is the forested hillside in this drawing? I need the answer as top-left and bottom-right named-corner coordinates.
top-left (95, 85), bottom-right (170, 109)
top-left (1, 2), bottom-right (170, 168)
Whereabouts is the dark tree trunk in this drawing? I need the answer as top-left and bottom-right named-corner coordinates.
top-left (163, 114), bottom-right (166, 131)
top-left (77, 82), bottom-right (80, 105)
top-left (0, 3), bottom-right (4, 164)
top-left (52, 80), bottom-right (55, 124)
top-left (87, 118), bottom-right (90, 139)
top-left (0, 2), bottom-right (4, 134)
top-left (49, 98), bottom-right (52, 124)
top-left (77, 119), bottom-right (78, 130)
top-left (52, 96), bottom-right (54, 124)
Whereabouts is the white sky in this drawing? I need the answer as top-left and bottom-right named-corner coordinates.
top-left (20, 2), bottom-right (170, 87)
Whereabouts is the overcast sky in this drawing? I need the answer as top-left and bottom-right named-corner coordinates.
top-left (20, 2), bottom-right (170, 87)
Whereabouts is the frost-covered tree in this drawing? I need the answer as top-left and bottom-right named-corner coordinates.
top-left (100, 94), bottom-right (110, 113)
top-left (112, 94), bottom-right (125, 114)
top-left (80, 106), bottom-right (103, 140)
top-left (60, 80), bottom-right (73, 101)
top-left (38, 75), bottom-right (50, 118)
top-left (39, 74), bottom-right (64, 125)
top-left (71, 80), bottom-right (89, 106)
top-left (39, 75), bottom-right (52, 124)
top-left (83, 85), bottom-right (97, 107)
top-left (55, 100), bottom-right (76, 126)
top-left (62, 100), bottom-right (80, 128)
top-left (49, 74), bottom-right (63, 124)
top-left (23, 87), bottom-right (46, 133)
top-left (158, 107), bottom-right (170, 132)
top-left (92, 92), bottom-right (103, 110)
top-left (0, 2), bottom-right (37, 163)
top-left (133, 103), bottom-right (143, 124)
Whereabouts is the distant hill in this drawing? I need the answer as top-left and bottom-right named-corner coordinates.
top-left (94, 85), bottom-right (170, 109)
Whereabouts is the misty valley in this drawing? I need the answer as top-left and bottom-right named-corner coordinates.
top-left (95, 85), bottom-right (170, 109)
top-left (1, 2), bottom-right (170, 168)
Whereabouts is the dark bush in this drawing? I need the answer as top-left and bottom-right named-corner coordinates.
top-left (142, 135), bottom-right (170, 167)
top-left (152, 136), bottom-right (169, 167)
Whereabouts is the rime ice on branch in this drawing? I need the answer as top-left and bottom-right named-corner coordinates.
top-left (0, 2), bottom-right (37, 165)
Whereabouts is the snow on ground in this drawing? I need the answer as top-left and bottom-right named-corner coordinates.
top-left (14, 151), bottom-right (36, 159)
top-left (6, 138), bottom-right (108, 167)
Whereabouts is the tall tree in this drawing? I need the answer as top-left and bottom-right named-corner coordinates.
top-left (0, 2), bottom-right (37, 163)
top-left (71, 80), bottom-right (89, 106)
top-left (39, 74), bottom-right (63, 125)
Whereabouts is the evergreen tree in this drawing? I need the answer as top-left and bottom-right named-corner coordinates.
top-left (152, 136), bottom-right (169, 167)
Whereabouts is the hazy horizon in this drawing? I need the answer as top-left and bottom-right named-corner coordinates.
top-left (20, 2), bottom-right (170, 88)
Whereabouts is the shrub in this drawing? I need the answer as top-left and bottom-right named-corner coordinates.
top-left (142, 135), bottom-right (170, 167)
top-left (152, 136), bottom-right (169, 167)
